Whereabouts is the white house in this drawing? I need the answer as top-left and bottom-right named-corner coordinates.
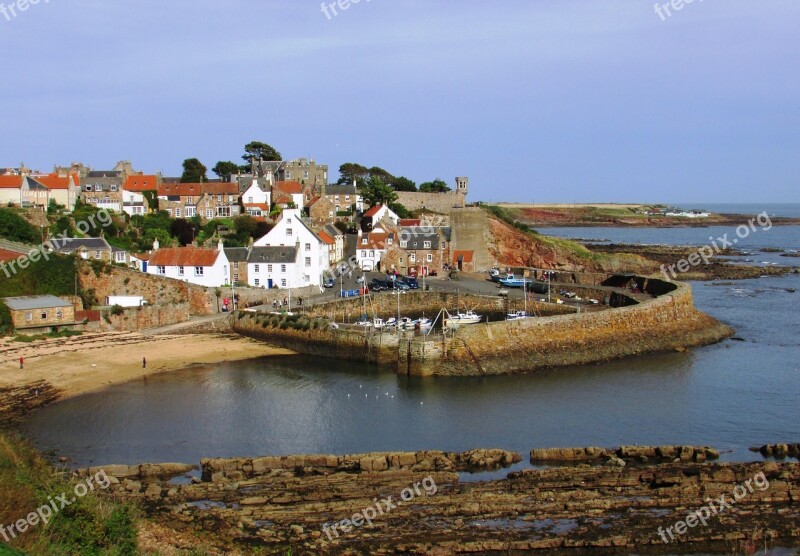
top-left (241, 179), bottom-right (271, 217)
top-left (363, 204), bottom-right (399, 227)
top-left (355, 228), bottom-right (395, 271)
top-left (247, 246), bottom-right (300, 289)
top-left (253, 208), bottom-right (328, 287)
top-left (122, 189), bottom-right (147, 216)
top-left (147, 240), bottom-right (230, 287)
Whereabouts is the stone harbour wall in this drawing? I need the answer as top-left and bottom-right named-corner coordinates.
top-left (401, 280), bottom-right (733, 376)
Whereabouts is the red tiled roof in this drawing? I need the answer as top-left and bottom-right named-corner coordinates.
top-left (317, 231), bottom-right (335, 245)
top-left (305, 195), bottom-right (321, 207)
top-left (31, 174), bottom-right (76, 190)
top-left (124, 175), bottom-right (158, 192)
top-left (273, 194), bottom-right (293, 205)
top-left (0, 248), bottom-right (23, 262)
top-left (149, 247), bottom-right (220, 267)
top-left (453, 250), bottom-right (474, 263)
top-left (131, 253), bottom-right (150, 261)
top-left (364, 232), bottom-right (393, 250)
top-left (399, 219), bottom-right (421, 227)
top-left (364, 205), bottom-right (382, 217)
top-left (158, 182), bottom-right (239, 197)
top-left (274, 180), bottom-right (303, 194)
top-left (245, 203), bottom-right (269, 211)
top-left (0, 176), bottom-right (21, 189)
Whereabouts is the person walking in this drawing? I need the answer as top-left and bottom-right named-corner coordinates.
top-left (19, 357), bottom-right (23, 370)
top-left (142, 357), bottom-right (147, 369)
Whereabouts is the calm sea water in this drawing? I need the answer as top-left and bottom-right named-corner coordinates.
top-left (22, 226), bottom-right (800, 472)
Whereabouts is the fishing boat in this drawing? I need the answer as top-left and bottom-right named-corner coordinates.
top-left (443, 310), bottom-right (483, 328)
top-left (385, 317), bottom-right (397, 327)
top-left (396, 317), bottom-right (414, 329)
top-left (373, 318), bottom-right (386, 329)
top-left (488, 268), bottom-right (503, 282)
top-left (506, 310), bottom-right (531, 321)
top-left (414, 317), bottom-right (433, 329)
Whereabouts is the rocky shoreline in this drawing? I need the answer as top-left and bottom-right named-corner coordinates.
top-left (74, 445), bottom-right (800, 555)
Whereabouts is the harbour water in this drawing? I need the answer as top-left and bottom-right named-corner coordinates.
top-left (22, 223), bottom-right (800, 472)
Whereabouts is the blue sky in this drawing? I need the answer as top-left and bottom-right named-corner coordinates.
top-left (2, 0), bottom-right (798, 203)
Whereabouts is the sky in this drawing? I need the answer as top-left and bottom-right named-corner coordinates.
top-left (1, 0), bottom-right (798, 204)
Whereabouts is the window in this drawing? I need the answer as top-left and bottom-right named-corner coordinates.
top-left (56, 309), bottom-right (63, 319)
top-left (175, 208), bottom-right (181, 218)
top-left (116, 252), bottom-right (125, 263)
top-left (280, 264), bottom-right (286, 272)
top-left (166, 209), bottom-right (172, 217)
top-left (305, 243), bottom-right (311, 251)
top-left (335, 205), bottom-right (340, 212)
top-left (387, 238), bottom-right (393, 245)
top-left (110, 184), bottom-right (117, 192)
top-left (178, 266), bottom-right (184, 276)
top-left (186, 207), bottom-right (195, 217)
top-left (217, 206), bottom-right (231, 217)
top-left (95, 250), bottom-right (101, 258)
top-left (195, 266), bottom-right (204, 276)
top-left (233, 273), bottom-right (239, 282)
top-left (84, 185), bottom-right (93, 191)
top-left (286, 228), bottom-right (293, 237)
top-left (370, 250), bottom-right (374, 257)
top-left (254, 264), bottom-right (260, 273)
top-left (25, 312), bottom-right (32, 321)
top-left (362, 250), bottom-right (367, 257)
top-left (304, 171), bottom-right (309, 179)
top-left (233, 262), bottom-right (238, 270)
top-left (345, 196), bottom-right (350, 201)
top-left (427, 254), bottom-right (433, 262)
top-left (410, 254), bottom-right (416, 262)
top-left (281, 279), bottom-right (287, 287)
top-left (424, 241), bottom-right (432, 249)
top-left (217, 194), bottom-right (223, 202)
top-left (41, 311), bottom-right (47, 320)
top-left (362, 238), bottom-right (368, 245)
top-left (254, 279), bottom-right (260, 287)
top-left (158, 266), bottom-right (166, 275)
top-left (287, 218), bottom-right (292, 223)
top-left (286, 172), bottom-right (292, 180)
top-left (248, 196), bottom-right (253, 203)
top-left (305, 257), bottom-right (311, 267)
top-left (206, 209), bottom-right (214, 218)
top-left (400, 241), bottom-right (408, 248)
top-left (267, 264), bottom-right (273, 272)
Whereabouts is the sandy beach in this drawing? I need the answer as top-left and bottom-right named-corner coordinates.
top-left (0, 332), bottom-right (292, 400)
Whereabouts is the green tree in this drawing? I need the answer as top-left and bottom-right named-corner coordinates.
top-left (181, 158), bottom-right (207, 183)
top-left (392, 176), bottom-right (417, 192)
top-left (419, 178), bottom-right (451, 193)
top-left (389, 202), bottom-right (412, 219)
top-left (242, 141), bottom-right (282, 165)
top-left (337, 163), bottom-right (370, 186)
top-left (0, 208), bottom-right (40, 243)
top-left (361, 177), bottom-right (398, 208)
top-left (369, 166), bottom-right (395, 184)
top-left (170, 218), bottom-right (199, 246)
top-left (212, 161), bottom-right (240, 182)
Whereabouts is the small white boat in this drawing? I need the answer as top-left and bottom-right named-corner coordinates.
top-left (373, 318), bottom-right (386, 329)
top-left (444, 310), bottom-right (482, 328)
top-left (385, 317), bottom-right (397, 327)
top-left (506, 310), bottom-right (531, 321)
top-left (397, 317), bottom-right (415, 329)
top-left (415, 317), bottom-right (433, 329)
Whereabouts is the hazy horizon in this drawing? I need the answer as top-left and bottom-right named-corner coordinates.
top-left (2, 0), bottom-right (798, 204)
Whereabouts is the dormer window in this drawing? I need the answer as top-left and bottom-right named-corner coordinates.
top-left (362, 238), bottom-right (368, 245)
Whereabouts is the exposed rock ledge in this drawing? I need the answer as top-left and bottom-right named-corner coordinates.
top-left (530, 445), bottom-right (722, 465)
top-left (75, 446), bottom-right (800, 555)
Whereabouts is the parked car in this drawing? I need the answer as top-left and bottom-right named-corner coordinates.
top-left (323, 277), bottom-right (335, 288)
top-left (405, 277), bottom-right (420, 289)
top-left (369, 279), bottom-right (388, 291)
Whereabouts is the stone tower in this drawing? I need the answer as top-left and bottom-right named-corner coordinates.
top-left (455, 177), bottom-right (469, 204)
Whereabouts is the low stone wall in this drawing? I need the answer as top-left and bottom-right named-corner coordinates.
top-left (233, 313), bottom-right (399, 365)
top-left (402, 280), bottom-right (733, 376)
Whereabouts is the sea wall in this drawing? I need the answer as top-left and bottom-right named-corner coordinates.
top-left (403, 280), bottom-right (732, 376)
top-left (233, 313), bottom-right (399, 365)
top-left (395, 191), bottom-right (466, 212)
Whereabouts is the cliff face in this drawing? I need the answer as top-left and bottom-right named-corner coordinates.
top-left (485, 215), bottom-right (659, 275)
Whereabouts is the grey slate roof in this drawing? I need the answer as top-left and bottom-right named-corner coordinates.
top-left (23, 176), bottom-right (49, 191)
top-left (248, 246), bottom-right (297, 264)
top-left (87, 171), bottom-right (123, 178)
top-left (50, 237), bottom-right (111, 252)
top-left (324, 184), bottom-right (357, 196)
top-left (2, 295), bottom-right (72, 311)
top-left (323, 223), bottom-right (342, 237)
top-left (400, 227), bottom-right (439, 249)
top-left (224, 247), bottom-right (250, 262)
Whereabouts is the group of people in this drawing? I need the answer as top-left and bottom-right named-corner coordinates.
top-left (271, 297), bottom-right (303, 310)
